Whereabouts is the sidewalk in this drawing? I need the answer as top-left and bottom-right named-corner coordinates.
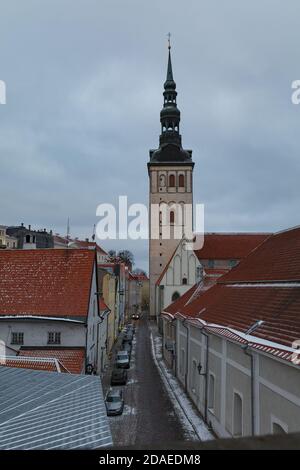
top-left (149, 321), bottom-right (214, 442)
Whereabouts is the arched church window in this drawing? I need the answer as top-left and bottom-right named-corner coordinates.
top-left (170, 211), bottom-right (175, 224)
top-left (182, 277), bottom-right (187, 285)
top-left (179, 174), bottom-right (185, 187)
top-left (169, 174), bottom-right (175, 187)
top-left (172, 291), bottom-right (180, 302)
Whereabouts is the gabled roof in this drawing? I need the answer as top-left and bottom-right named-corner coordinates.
top-left (0, 249), bottom-right (95, 318)
top-left (194, 232), bottom-right (270, 260)
top-left (219, 226), bottom-right (300, 283)
top-left (163, 276), bottom-right (218, 319)
top-left (0, 366), bottom-right (112, 449)
top-left (155, 233), bottom-right (270, 287)
top-left (172, 226), bottom-right (300, 362)
top-left (18, 347), bottom-right (86, 374)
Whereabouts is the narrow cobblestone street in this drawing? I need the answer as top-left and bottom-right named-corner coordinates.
top-left (102, 314), bottom-right (188, 447)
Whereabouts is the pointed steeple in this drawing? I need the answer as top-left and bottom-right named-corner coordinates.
top-left (164, 34), bottom-right (176, 90)
top-left (149, 37), bottom-right (193, 164)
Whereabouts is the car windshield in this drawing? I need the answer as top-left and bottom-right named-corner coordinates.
top-left (107, 395), bottom-right (121, 403)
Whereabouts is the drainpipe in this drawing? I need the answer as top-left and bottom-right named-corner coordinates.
top-left (182, 319), bottom-right (189, 392)
top-left (243, 345), bottom-right (255, 436)
top-left (199, 326), bottom-right (209, 425)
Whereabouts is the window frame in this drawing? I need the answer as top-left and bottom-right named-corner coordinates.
top-left (48, 331), bottom-right (61, 345)
top-left (11, 332), bottom-right (24, 345)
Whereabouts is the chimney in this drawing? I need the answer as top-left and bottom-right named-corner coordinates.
top-left (28, 225), bottom-right (31, 231)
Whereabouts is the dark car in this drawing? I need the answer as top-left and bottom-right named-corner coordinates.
top-left (111, 368), bottom-right (127, 386)
top-left (125, 324), bottom-right (135, 334)
top-left (105, 389), bottom-right (124, 416)
top-left (116, 350), bottom-right (130, 369)
top-left (122, 334), bottom-right (133, 346)
top-left (122, 342), bottom-right (132, 358)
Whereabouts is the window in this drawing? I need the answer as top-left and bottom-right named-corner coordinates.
top-left (25, 234), bottom-right (31, 243)
top-left (208, 259), bottom-right (215, 268)
top-left (179, 174), bottom-right (185, 187)
top-left (169, 174), bottom-right (175, 187)
top-left (229, 259), bottom-right (237, 267)
top-left (11, 332), bottom-right (24, 345)
top-left (170, 210), bottom-right (175, 224)
top-left (208, 374), bottom-right (215, 411)
top-left (182, 277), bottom-right (187, 285)
top-left (172, 291), bottom-right (180, 302)
top-left (48, 332), bottom-right (61, 344)
top-left (233, 392), bottom-right (243, 437)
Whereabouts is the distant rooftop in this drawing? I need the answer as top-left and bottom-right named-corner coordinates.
top-left (0, 366), bottom-right (112, 449)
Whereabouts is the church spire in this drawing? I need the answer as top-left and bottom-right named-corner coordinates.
top-left (165, 33), bottom-right (174, 84)
top-left (148, 37), bottom-right (193, 164)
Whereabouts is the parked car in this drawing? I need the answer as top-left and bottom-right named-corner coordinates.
top-left (116, 350), bottom-right (130, 369)
top-left (111, 368), bottom-right (127, 386)
top-left (125, 324), bottom-right (135, 334)
top-left (105, 389), bottom-right (124, 416)
top-left (122, 334), bottom-right (133, 345)
top-left (122, 342), bottom-right (132, 358)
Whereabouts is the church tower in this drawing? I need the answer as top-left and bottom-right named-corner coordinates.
top-left (148, 40), bottom-right (194, 319)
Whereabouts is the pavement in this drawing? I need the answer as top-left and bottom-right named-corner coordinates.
top-left (102, 313), bottom-right (187, 447)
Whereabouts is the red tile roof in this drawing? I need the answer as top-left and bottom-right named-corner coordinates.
top-left (194, 233), bottom-right (270, 260)
top-left (171, 227), bottom-right (300, 362)
top-left (18, 347), bottom-right (85, 374)
top-left (0, 249), bottom-right (95, 317)
top-left (156, 233), bottom-right (269, 287)
top-left (163, 276), bottom-right (218, 318)
top-left (163, 284), bottom-right (198, 317)
top-left (2, 357), bottom-right (61, 373)
top-left (220, 226), bottom-right (300, 283)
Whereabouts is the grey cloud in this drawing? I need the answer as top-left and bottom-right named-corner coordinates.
top-left (0, 0), bottom-right (300, 270)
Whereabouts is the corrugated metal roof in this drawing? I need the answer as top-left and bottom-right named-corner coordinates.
top-left (0, 366), bottom-right (112, 449)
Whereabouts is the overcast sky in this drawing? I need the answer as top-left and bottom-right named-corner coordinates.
top-left (0, 0), bottom-right (300, 270)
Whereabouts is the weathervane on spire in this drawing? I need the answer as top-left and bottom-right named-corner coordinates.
top-left (167, 32), bottom-right (171, 50)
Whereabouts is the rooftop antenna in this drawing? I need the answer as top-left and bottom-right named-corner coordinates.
top-left (92, 223), bottom-right (96, 241)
